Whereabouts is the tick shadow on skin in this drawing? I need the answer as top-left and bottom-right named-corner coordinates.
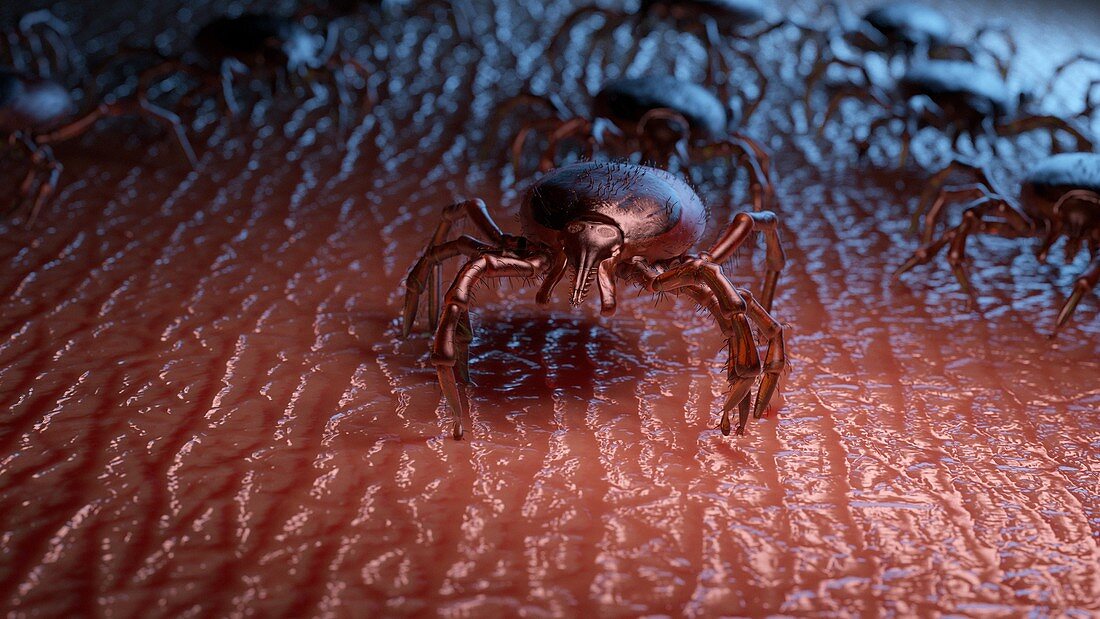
top-left (463, 310), bottom-right (656, 396)
top-left (406, 310), bottom-right (665, 432)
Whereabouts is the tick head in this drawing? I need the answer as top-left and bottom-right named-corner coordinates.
top-left (561, 219), bottom-right (623, 306)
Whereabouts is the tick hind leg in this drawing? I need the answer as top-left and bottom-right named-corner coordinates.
top-left (7, 133), bottom-right (61, 225)
top-left (632, 258), bottom-right (764, 435)
top-left (433, 253), bottom-right (550, 439)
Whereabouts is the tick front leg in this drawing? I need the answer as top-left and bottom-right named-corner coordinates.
top-left (35, 95), bottom-right (198, 168)
top-left (402, 235), bottom-right (494, 336)
top-left (433, 253), bottom-right (549, 440)
top-left (402, 198), bottom-right (514, 334)
top-left (910, 158), bottom-right (1004, 234)
top-left (918, 184), bottom-right (999, 245)
top-left (943, 199), bottom-right (1032, 301)
top-left (896, 197), bottom-right (1033, 303)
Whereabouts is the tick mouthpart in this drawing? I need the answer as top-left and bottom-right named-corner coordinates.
top-left (569, 263), bottom-right (598, 307)
top-left (561, 219), bottom-right (623, 308)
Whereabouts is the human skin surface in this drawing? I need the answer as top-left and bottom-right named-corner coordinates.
top-left (0, 0), bottom-right (1097, 616)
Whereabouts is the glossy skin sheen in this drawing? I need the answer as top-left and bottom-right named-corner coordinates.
top-left (520, 162), bottom-right (708, 261)
top-left (592, 77), bottom-right (730, 139)
top-left (863, 2), bottom-right (952, 48)
top-left (193, 13), bottom-right (323, 72)
top-left (900, 60), bottom-right (1015, 120)
top-left (4, 0), bottom-right (1100, 615)
top-left (0, 70), bottom-right (75, 133)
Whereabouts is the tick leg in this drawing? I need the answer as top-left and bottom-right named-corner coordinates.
top-left (1038, 53), bottom-right (1100, 105)
top-left (17, 10), bottom-right (77, 77)
top-left (511, 117), bottom-right (567, 178)
top-left (7, 134), bottom-right (62, 224)
top-left (740, 288), bottom-right (786, 419)
top-left (637, 109), bottom-right (692, 167)
top-left (706, 211), bottom-right (787, 311)
top-left (433, 253), bottom-right (550, 440)
top-left (1074, 78), bottom-right (1100, 130)
top-left (490, 93), bottom-right (567, 157)
top-left (724, 45), bottom-right (769, 124)
top-left (973, 24), bottom-right (1017, 78)
top-left (647, 259), bottom-right (762, 435)
top-left (699, 17), bottom-right (732, 102)
top-left (403, 235), bottom-right (494, 336)
top-left (1053, 251), bottom-right (1100, 337)
top-left (137, 57), bottom-right (214, 114)
top-left (219, 58), bottom-right (249, 116)
top-left (402, 197), bottom-right (514, 333)
top-left (996, 114), bottom-right (1094, 153)
top-left (918, 184), bottom-right (998, 245)
top-left (819, 83), bottom-right (893, 132)
top-left (730, 133), bottom-right (776, 210)
top-left (539, 117), bottom-right (594, 172)
top-left (805, 55), bottom-right (876, 123)
top-left (910, 158), bottom-right (1006, 234)
top-left (35, 97), bottom-right (198, 168)
top-left (896, 197), bottom-right (1034, 301)
top-left (694, 137), bottom-right (773, 212)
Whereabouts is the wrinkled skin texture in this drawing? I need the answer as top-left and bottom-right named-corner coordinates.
top-left (0, 0), bottom-right (1098, 617)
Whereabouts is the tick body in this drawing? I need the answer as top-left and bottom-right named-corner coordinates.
top-left (500, 75), bottom-right (775, 211)
top-left (2, 12), bottom-right (196, 223)
top-left (899, 153), bottom-right (1100, 334)
top-left (805, 1), bottom-right (1011, 97)
top-left (592, 77), bottom-right (729, 140)
top-left (861, 3), bottom-right (952, 50)
top-left (820, 59), bottom-right (1093, 165)
top-left (0, 72), bottom-right (75, 133)
top-left (125, 11), bottom-right (370, 119)
top-left (402, 162), bottom-right (788, 440)
top-left (547, 0), bottom-right (794, 97)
